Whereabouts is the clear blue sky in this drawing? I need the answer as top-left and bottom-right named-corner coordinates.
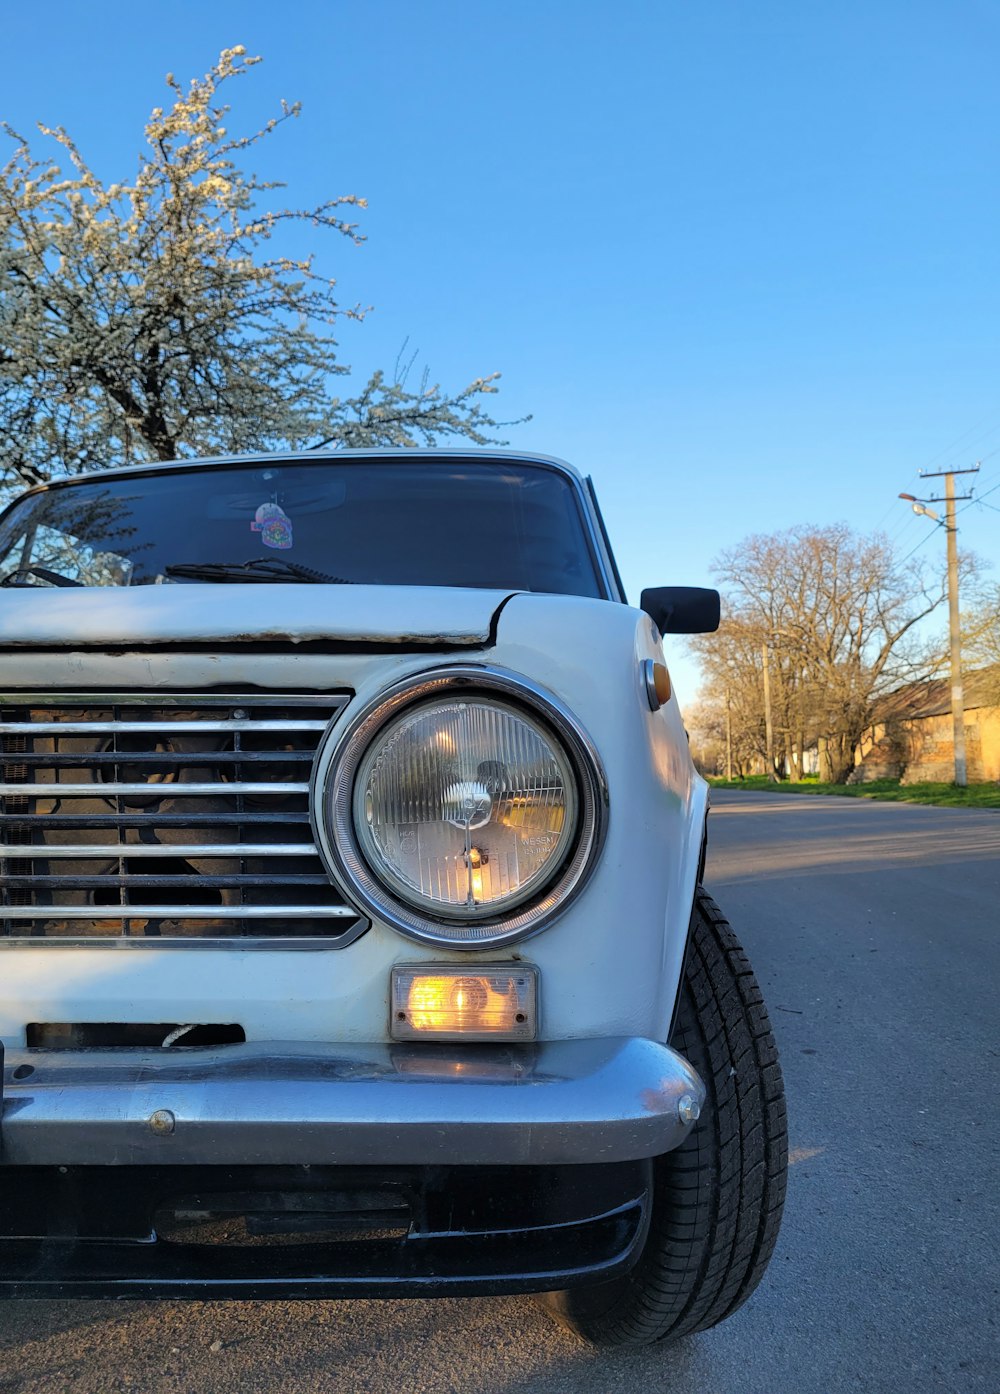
top-left (2, 1), bottom-right (998, 700)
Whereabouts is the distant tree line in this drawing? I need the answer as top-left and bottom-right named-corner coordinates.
top-left (686, 523), bottom-right (981, 784)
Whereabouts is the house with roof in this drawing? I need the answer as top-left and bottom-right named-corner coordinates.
top-left (852, 666), bottom-right (1000, 784)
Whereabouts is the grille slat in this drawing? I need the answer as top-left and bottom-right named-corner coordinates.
top-left (2, 813), bottom-right (313, 828)
top-left (1, 843), bottom-right (320, 859)
top-left (3, 875), bottom-right (333, 889)
top-left (0, 781), bottom-right (312, 797)
top-left (0, 694), bottom-right (361, 946)
top-left (8, 750), bottom-right (315, 767)
top-left (0, 904), bottom-right (356, 921)
top-left (0, 720), bottom-right (331, 734)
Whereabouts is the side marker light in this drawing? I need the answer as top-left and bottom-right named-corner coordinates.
top-left (643, 660), bottom-right (672, 711)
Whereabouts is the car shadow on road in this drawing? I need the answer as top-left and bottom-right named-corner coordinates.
top-left (0, 1292), bottom-right (745, 1394)
top-left (0, 1299), bottom-right (120, 1352)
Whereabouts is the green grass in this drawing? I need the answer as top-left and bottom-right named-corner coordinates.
top-left (706, 775), bottom-right (1000, 808)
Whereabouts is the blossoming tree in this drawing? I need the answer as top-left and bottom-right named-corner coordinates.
top-left (0, 47), bottom-right (515, 498)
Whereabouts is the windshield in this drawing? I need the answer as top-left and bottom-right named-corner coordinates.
top-left (0, 458), bottom-right (605, 597)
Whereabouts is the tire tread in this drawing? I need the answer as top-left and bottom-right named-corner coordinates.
top-left (543, 888), bottom-right (787, 1345)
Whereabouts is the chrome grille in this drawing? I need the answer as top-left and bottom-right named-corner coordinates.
top-left (0, 693), bottom-right (362, 945)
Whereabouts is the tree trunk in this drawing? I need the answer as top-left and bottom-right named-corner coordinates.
top-left (818, 735), bottom-right (834, 784)
top-left (829, 726), bottom-right (866, 784)
top-left (829, 745), bottom-right (850, 784)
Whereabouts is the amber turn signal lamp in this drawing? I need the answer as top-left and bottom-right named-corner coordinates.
top-left (390, 966), bottom-right (538, 1041)
top-left (643, 659), bottom-right (671, 711)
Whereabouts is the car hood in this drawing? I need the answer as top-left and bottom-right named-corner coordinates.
top-left (0, 584), bottom-right (515, 648)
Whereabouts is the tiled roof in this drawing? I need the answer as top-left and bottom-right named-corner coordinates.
top-left (875, 665), bottom-right (1000, 720)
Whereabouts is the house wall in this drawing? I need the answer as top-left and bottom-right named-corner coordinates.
top-left (853, 719), bottom-right (908, 781)
top-left (978, 707), bottom-right (1000, 781)
top-left (854, 702), bottom-right (1000, 783)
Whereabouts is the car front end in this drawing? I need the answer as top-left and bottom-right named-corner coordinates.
top-left (0, 452), bottom-right (710, 1299)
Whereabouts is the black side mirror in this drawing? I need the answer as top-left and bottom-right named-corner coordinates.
top-left (640, 586), bottom-right (720, 635)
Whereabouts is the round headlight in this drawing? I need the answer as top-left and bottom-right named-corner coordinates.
top-left (315, 668), bottom-right (607, 947)
top-left (356, 697), bottom-right (577, 918)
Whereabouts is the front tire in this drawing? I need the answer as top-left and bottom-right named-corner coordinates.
top-left (541, 888), bottom-right (787, 1346)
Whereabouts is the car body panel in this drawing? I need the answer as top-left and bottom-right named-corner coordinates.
top-left (0, 583), bottom-right (514, 649)
top-left (0, 590), bottom-right (706, 1046)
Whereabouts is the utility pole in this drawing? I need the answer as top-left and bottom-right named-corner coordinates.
top-left (725, 688), bottom-right (734, 782)
top-left (900, 463), bottom-right (979, 787)
top-left (761, 641), bottom-right (776, 781)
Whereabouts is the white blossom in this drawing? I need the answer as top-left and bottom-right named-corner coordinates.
top-left (0, 49), bottom-right (519, 500)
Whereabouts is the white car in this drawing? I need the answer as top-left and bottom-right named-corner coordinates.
top-left (0, 448), bottom-right (786, 1345)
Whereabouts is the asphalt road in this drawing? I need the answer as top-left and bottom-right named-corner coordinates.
top-left (2, 790), bottom-right (998, 1394)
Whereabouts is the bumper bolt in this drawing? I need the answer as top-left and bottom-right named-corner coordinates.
top-left (148, 1109), bottom-right (176, 1136)
top-left (678, 1094), bottom-right (701, 1126)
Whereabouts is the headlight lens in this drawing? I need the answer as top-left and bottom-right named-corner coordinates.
top-left (354, 697), bottom-right (578, 918)
top-left (315, 668), bottom-right (607, 948)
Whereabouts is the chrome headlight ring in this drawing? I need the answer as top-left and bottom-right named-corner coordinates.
top-left (311, 665), bottom-right (609, 949)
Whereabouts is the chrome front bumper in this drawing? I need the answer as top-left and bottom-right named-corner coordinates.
top-left (0, 1037), bottom-right (705, 1168)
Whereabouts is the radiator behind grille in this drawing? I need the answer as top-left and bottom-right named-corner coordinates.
top-left (0, 693), bottom-right (363, 945)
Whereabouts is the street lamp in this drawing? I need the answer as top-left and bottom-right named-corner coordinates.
top-left (898, 493), bottom-right (942, 525)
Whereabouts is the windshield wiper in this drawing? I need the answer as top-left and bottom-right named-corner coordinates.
top-left (0, 565), bottom-right (85, 588)
top-left (165, 558), bottom-right (354, 585)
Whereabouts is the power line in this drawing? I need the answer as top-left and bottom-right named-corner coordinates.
top-left (895, 459), bottom-right (997, 546)
top-left (896, 526), bottom-right (939, 566)
top-left (885, 509), bottom-right (928, 549)
top-left (885, 500), bottom-right (941, 552)
top-left (874, 418), bottom-right (1000, 533)
top-left (920, 411), bottom-right (1000, 471)
top-left (875, 477), bottom-right (927, 534)
top-left (956, 466), bottom-right (1000, 519)
top-left (895, 482), bottom-right (974, 564)
top-left (887, 454), bottom-right (997, 547)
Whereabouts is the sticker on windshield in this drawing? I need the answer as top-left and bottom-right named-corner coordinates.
top-left (251, 502), bottom-right (293, 550)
